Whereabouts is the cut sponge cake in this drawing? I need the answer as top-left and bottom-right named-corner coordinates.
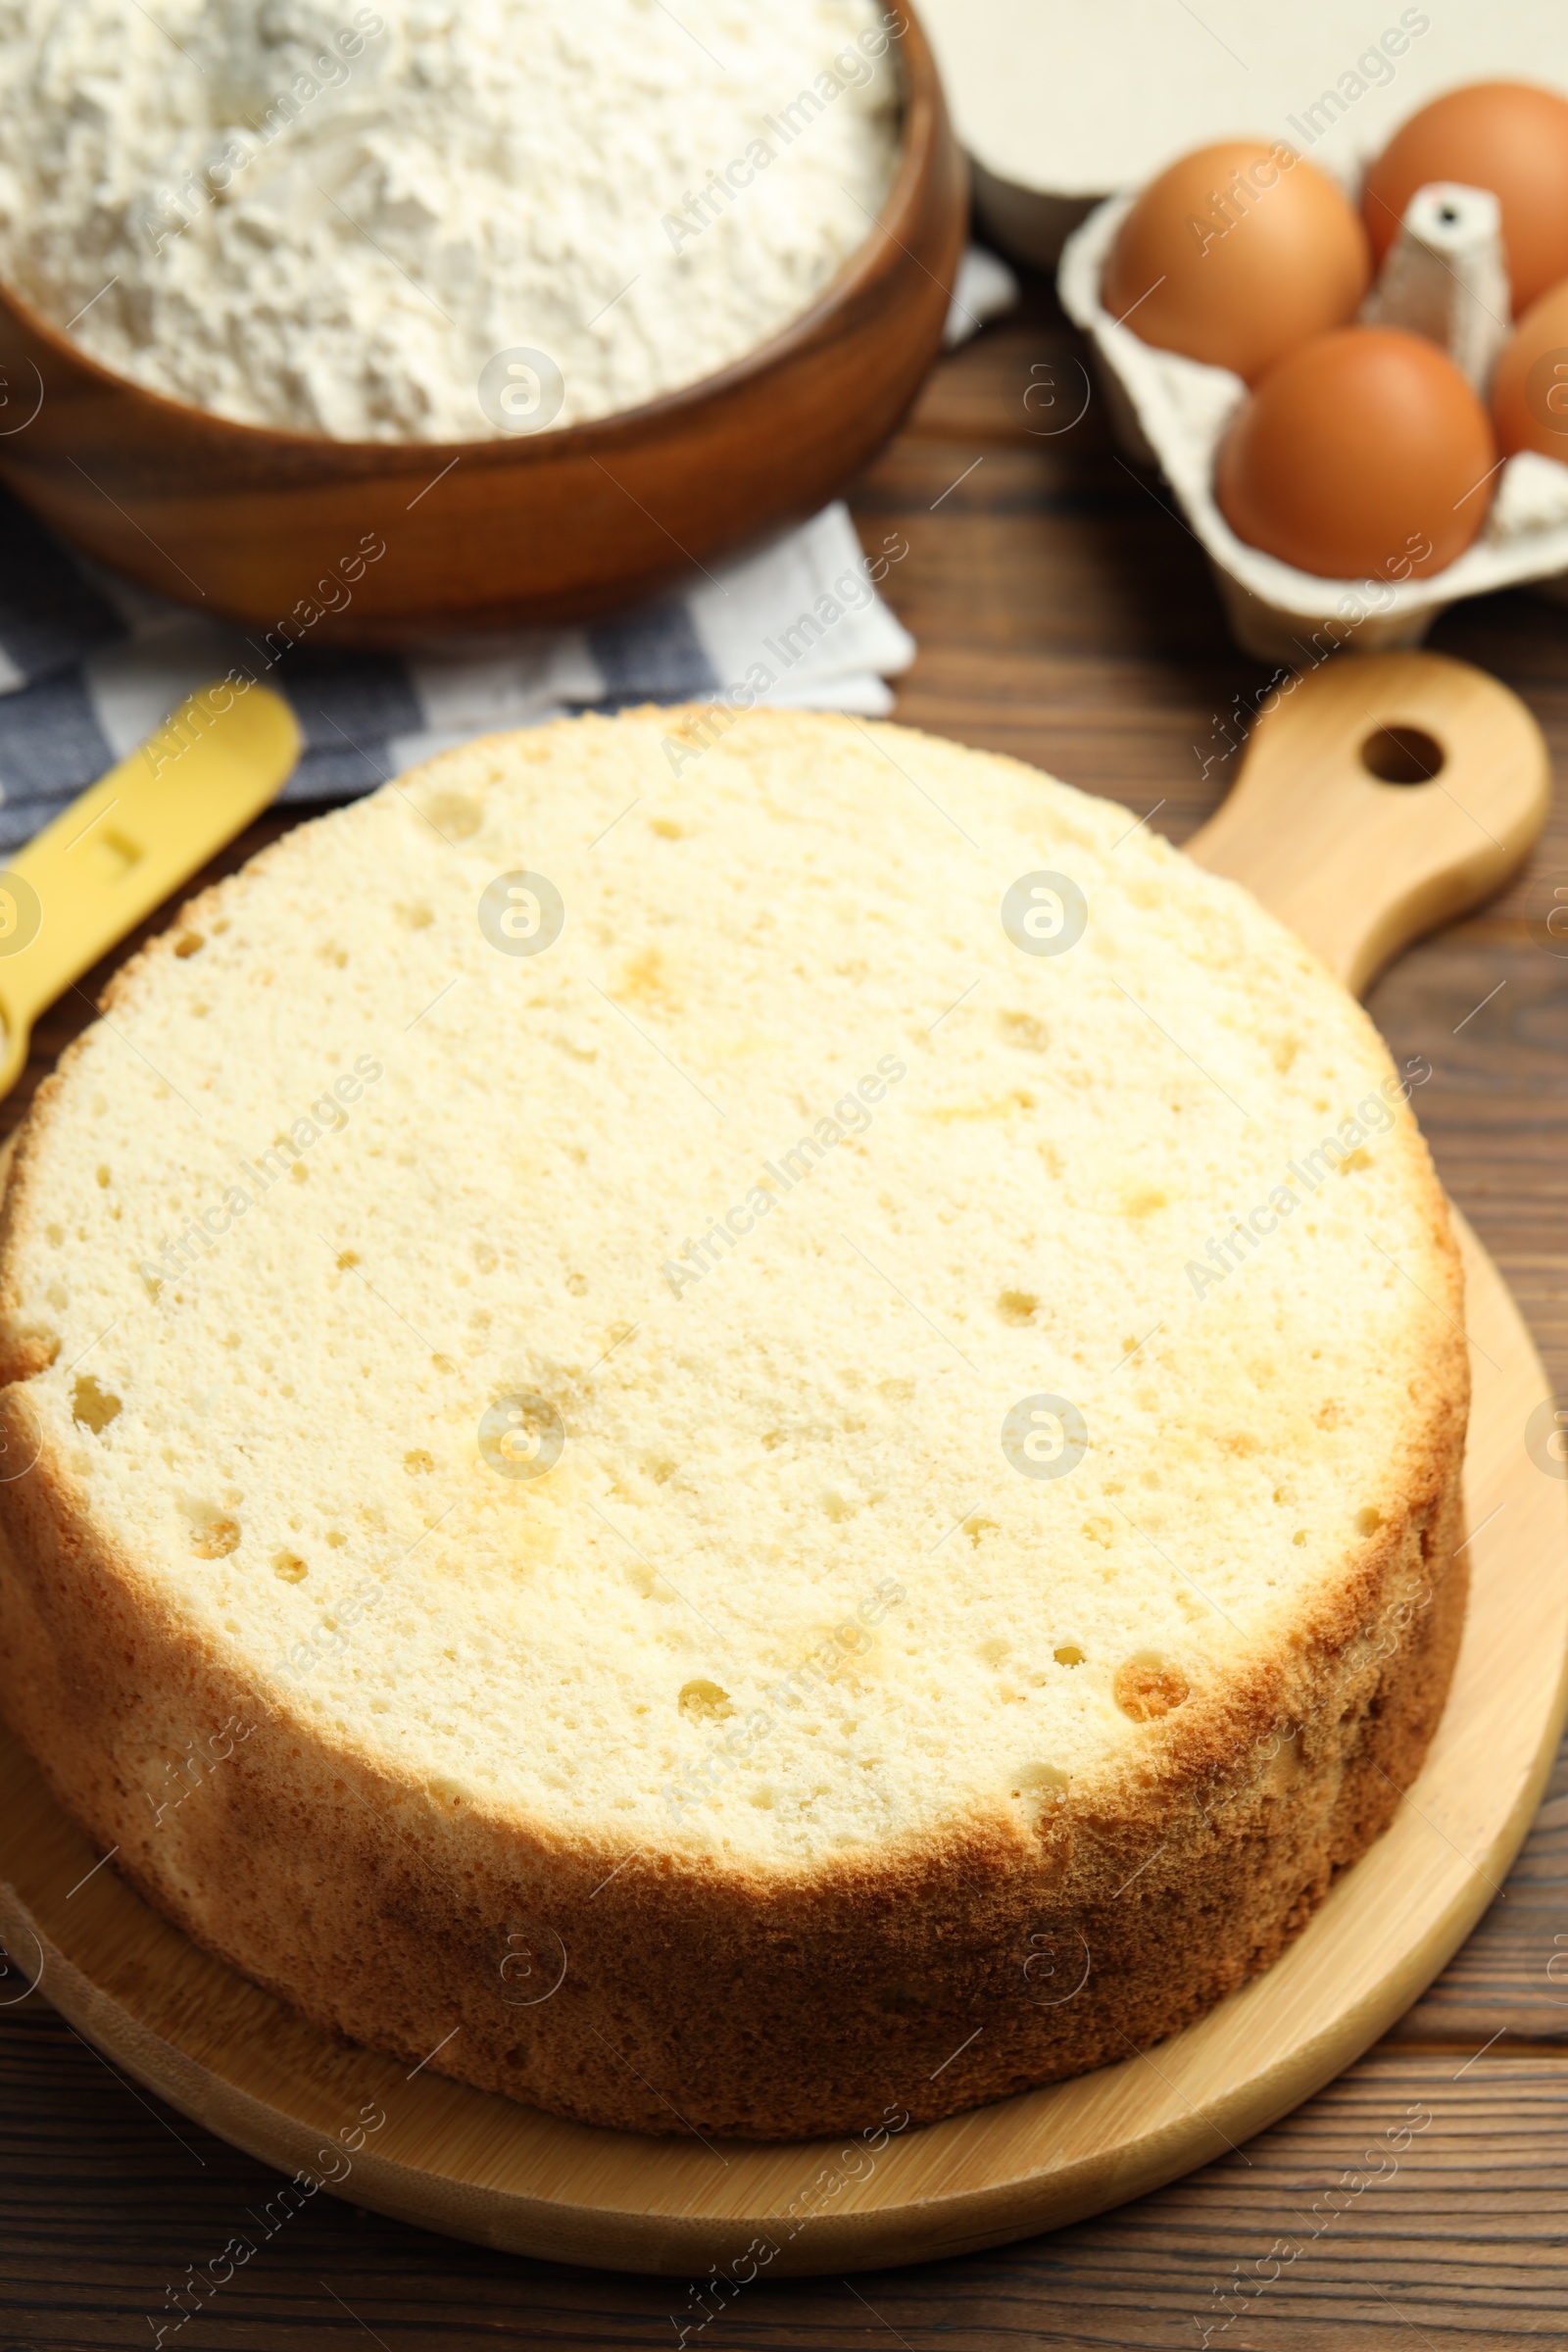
top-left (0, 707), bottom-right (1467, 2138)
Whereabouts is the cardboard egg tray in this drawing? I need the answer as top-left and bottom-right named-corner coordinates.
top-left (1057, 190), bottom-right (1568, 662)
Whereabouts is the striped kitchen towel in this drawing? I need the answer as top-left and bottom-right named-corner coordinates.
top-left (0, 495), bottom-right (917, 852)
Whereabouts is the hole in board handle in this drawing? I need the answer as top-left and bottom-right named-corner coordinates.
top-left (1359, 725), bottom-right (1446, 786)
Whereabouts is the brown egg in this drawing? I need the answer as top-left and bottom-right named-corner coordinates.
top-left (1492, 276), bottom-right (1568, 460)
top-left (1363, 81), bottom-right (1568, 315)
top-left (1215, 327), bottom-right (1497, 579)
top-left (1102, 139), bottom-right (1372, 383)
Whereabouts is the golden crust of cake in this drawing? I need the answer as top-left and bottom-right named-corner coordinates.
top-left (0, 707), bottom-right (1468, 2136)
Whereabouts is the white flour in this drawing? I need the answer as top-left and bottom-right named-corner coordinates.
top-left (0, 0), bottom-right (902, 440)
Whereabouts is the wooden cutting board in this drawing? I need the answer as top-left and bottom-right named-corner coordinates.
top-left (1, 649), bottom-right (1564, 2281)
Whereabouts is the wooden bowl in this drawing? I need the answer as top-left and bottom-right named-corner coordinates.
top-left (0, 13), bottom-right (964, 647)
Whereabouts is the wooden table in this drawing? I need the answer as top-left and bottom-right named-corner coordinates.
top-left (5, 270), bottom-right (1568, 2349)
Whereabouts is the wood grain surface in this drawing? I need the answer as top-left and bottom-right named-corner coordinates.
top-left (5, 268), bottom-right (1568, 2346)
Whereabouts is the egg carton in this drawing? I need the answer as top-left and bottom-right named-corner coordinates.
top-left (1057, 188), bottom-right (1568, 662)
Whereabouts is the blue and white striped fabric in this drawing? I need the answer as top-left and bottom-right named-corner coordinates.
top-left (0, 495), bottom-right (916, 851)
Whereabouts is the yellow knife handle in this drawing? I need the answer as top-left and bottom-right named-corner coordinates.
top-left (0, 680), bottom-right (301, 1097)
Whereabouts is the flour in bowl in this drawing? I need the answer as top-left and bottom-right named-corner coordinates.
top-left (0, 0), bottom-right (902, 440)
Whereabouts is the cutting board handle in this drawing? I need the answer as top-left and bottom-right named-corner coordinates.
top-left (1185, 649), bottom-right (1550, 999)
